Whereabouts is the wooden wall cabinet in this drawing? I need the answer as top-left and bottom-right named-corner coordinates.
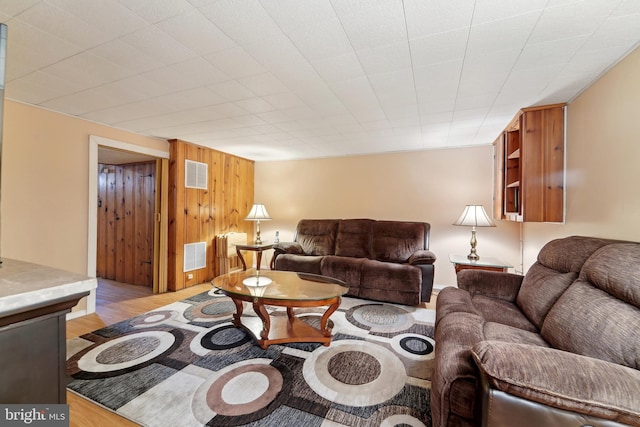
top-left (493, 104), bottom-right (566, 223)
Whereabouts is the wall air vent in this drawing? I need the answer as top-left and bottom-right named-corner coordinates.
top-left (185, 160), bottom-right (208, 189)
top-left (183, 242), bottom-right (207, 272)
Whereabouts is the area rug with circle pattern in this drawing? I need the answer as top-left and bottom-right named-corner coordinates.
top-left (67, 290), bottom-right (436, 426)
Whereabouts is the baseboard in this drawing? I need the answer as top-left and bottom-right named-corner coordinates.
top-left (66, 309), bottom-right (87, 320)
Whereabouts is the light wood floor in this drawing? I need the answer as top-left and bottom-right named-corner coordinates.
top-left (66, 279), bottom-right (213, 427)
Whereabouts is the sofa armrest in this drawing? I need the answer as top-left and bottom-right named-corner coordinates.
top-left (472, 341), bottom-right (640, 426)
top-left (272, 241), bottom-right (304, 255)
top-left (408, 249), bottom-right (436, 265)
top-left (457, 269), bottom-right (524, 302)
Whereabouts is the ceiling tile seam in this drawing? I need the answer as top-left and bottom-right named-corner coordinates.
top-left (401, 0), bottom-right (428, 149)
top-left (325, 0), bottom-right (392, 131)
top-left (535, 0), bottom-right (625, 104)
top-left (475, 0), bottom-right (551, 140)
top-left (6, 1), bottom-right (155, 86)
top-left (255, 0), bottom-right (376, 145)
top-left (447, 0), bottom-right (476, 145)
top-left (190, 0), bottom-right (313, 146)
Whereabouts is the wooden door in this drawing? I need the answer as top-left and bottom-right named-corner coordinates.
top-left (97, 162), bottom-right (156, 286)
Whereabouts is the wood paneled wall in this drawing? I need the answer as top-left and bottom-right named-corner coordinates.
top-left (97, 162), bottom-right (156, 287)
top-left (168, 139), bottom-right (254, 290)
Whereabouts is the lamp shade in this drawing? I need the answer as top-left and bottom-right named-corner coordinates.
top-left (453, 205), bottom-right (495, 228)
top-left (245, 204), bottom-right (271, 221)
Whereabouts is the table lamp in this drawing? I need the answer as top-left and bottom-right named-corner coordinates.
top-left (245, 203), bottom-right (271, 244)
top-left (453, 205), bottom-right (495, 260)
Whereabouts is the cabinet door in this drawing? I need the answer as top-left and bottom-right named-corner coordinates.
top-left (521, 106), bottom-right (565, 222)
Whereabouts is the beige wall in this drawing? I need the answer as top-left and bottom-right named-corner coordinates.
top-left (1, 100), bottom-right (168, 304)
top-left (522, 46), bottom-right (640, 269)
top-left (255, 146), bottom-right (521, 287)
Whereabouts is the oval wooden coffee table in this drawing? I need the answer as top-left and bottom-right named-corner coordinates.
top-left (212, 269), bottom-right (348, 349)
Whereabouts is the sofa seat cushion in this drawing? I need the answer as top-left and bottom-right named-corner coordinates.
top-left (471, 295), bottom-right (538, 332)
top-left (359, 260), bottom-right (421, 306)
top-left (320, 255), bottom-right (367, 297)
top-left (275, 254), bottom-right (323, 275)
top-left (483, 322), bottom-right (549, 347)
top-left (472, 341), bottom-right (640, 426)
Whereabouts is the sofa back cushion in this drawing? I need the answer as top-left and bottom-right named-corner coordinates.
top-left (373, 221), bottom-right (427, 263)
top-left (516, 236), bottom-right (618, 329)
top-left (335, 219), bottom-right (374, 258)
top-left (295, 219), bottom-right (339, 255)
top-left (541, 243), bottom-right (640, 369)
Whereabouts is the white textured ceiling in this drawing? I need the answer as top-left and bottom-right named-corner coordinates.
top-left (2, 1), bottom-right (640, 162)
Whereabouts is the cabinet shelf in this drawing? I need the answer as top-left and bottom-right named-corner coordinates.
top-left (506, 181), bottom-right (520, 188)
top-left (507, 148), bottom-right (520, 160)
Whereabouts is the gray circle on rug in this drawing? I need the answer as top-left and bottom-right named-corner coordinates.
top-left (327, 351), bottom-right (381, 385)
top-left (303, 339), bottom-right (406, 407)
top-left (348, 304), bottom-right (414, 333)
top-left (188, 298), bottom-right (237, 320)
top-left (78, 331), bottom-right (175, 373)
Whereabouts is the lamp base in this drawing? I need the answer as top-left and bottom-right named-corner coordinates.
top-left (468, 228), bottom-right (480, 261)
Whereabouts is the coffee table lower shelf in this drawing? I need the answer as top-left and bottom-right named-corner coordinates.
top-left (229, 296), bottom-right (340, 349)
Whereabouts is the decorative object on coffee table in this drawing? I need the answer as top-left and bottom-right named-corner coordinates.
top-left (453, 205), bottom-right (495, 260)
top-left (244, 203), bottom-right (271, 244)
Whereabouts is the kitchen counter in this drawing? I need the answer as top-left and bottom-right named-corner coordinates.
top-left (0, 258), bottom-right (97, 403)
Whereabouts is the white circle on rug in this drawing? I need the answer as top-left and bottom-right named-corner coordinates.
top-left (303, 339), bottom-right (406, 407)
top-left (390, 333), bottom-right (435, 361)
top-left (191, 358), bottom-right (283, 423)
top-left (380, 414), bottom-right (427, 427)
top-left (77, 331), bottom-right (175, 373)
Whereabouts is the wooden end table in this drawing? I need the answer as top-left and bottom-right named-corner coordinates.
top-left (235, 243), bottom-right (274, 271)
top-left (449, 254), bottom-right (512, 273)
top-left (212, 269), bottom-right (348, 349)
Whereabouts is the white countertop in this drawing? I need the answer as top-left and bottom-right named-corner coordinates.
top-left (0, 258), bottom-right (97, 316)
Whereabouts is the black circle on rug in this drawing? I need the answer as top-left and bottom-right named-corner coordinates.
top-left (399, 336), bottom-right (433, 355)
top-left (200, 325), bottom-right (252, 350)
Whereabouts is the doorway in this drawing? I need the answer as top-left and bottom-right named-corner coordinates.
top-left (96, 161), bottom-right (156, 287)
top-left (87, 135), bottom-right (170, 314)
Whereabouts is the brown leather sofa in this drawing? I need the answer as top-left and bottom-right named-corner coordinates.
top-left (432, 236), bottom-right (640, 427)
top-left (271, 219), bottom-right (436, 306)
